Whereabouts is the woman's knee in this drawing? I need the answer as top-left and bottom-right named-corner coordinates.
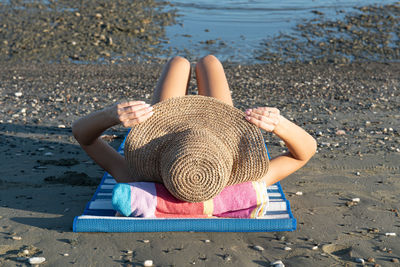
top-left (196, 55), bottom-right (222, 68)
top-left (168, 56), bottom-right (190, 70)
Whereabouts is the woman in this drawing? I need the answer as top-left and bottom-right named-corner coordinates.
top-left (72, 55), bottom-right (317, 189)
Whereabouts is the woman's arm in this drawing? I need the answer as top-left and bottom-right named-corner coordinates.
top-left (245, 107), bottom-right (317, 186)
top-left (72, 101), bottom-right (153, 182)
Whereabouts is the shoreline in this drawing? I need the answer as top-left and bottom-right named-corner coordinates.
top-left (1, 2), bottom-right (399, 64)
top-left (0, 62), bottom-right (399, 266)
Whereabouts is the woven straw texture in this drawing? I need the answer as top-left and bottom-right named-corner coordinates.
top-left (124, 95), bottom-right (269, 202)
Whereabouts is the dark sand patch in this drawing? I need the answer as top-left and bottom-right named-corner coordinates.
top-left (44, 171), bottom-right (98, 186)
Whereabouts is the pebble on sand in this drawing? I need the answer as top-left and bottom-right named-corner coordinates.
top-left (253, 245), bottom-right (264, 251)
top-left (352, 198), bottom-right (360, 203)
top-left (15, 92), bottom-right (22, 97)
top-left (12, 236), bottom-right (22, 240)
top-left (283, 246), bottom-right (292, 251)
top-left (336, 130), bottom-right (346, 135)
top-left (270, 260), bottom-right (285, 267)
top-left (355, 258), bottom-right (365, 264)
top-left (28, 257), bottom-right (46, 265)
top-left (143, 260), bottom-right (153, 266)
top-left (295, 191), bottom-right (303, 196)
top-left (385, 232), bottom-right (396, 237)
top-left (312, 245), bottom-right (319, 250)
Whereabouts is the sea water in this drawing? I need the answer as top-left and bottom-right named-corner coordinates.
top-left (165, 0), bottom-right (399, 62)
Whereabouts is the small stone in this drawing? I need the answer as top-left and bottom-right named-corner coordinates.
top-left (44, 152), bottom-right (54, 156)
top-left (283, 246), bottom-right (292, 251)
top-left (28, 257), bottom-right (46, 265)
top-left (336, 130), bottom-right (346, 135)
top-left (392, 258), bottom-right (399, 263)
top-left (352, 198), bottom-right (360, 203)
top-left (63, 253), bottom-right (69, 256)
top-left (253, 245), bottom-right (264, 251)
top-left (58, 124), bottom-right (66, 128)
top-left (295, 191), bottom-right (303, 196)
top-left (368, 228), bottom-right (379, 233)
top-left (143, 260), bottom-right (153, 266)
top-left (203, 239), bottom-right (210, 243)
top-left (312, 245), bottom-right (318, 250)
top-left (12, 236), bottom-right (22, 240)
top-left (277, 235), bottom-right (286, 241)
top-left (123, 255), bottom-right (133, 263)
top-left (126, 250), bottom-right (133, 254)
top-left (95, 13), bottom-right (102, 19)
top-left (355, 258), bottom-right (365, 264)
top-left (142, 239), bottom-right (150, 243)
top-left (15, 92), bottom-right (22, 97)
top-left (367, 257), bottom-right (375, 263)
top-left (365, 121), bottom-right (371, 126)
top-left (346, 201), bottom-right (358, 207)
top-left (321, 142), bottom-right (331, 147)
top-left (316, 131), bottom-right (323, 136)
top-left (356, 172), bottom-right (361, 176)
top-left (385, 232), bottom-right (396, 237)
top-left (22, 249), bottom-right (30, 255)
top-left (270, 260), bottom-right (285, 267)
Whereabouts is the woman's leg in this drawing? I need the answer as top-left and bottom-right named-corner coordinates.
top-left (151, 56), bottom-right (191, 105)
top-left (195, 55), bottom-right (233, 106)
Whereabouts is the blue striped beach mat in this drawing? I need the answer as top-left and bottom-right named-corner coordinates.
top-left (73, 134), bottom-right (296, 232)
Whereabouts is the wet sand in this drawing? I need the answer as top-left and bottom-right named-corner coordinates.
top-left (0, 62), bottom-right (399, 266)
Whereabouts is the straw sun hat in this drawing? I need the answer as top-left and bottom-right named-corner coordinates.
top-left (124, 95), bottom-right (269, 202)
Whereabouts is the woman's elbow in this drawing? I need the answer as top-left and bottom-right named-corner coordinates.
top-left (299, 137), bottom-right (317, 163)
top-left (307, 137), bottom-right (317, 159)
top-left (71, 120), bottom-right (82, 144)
top-left (312, 137), bottom-right (317, 153)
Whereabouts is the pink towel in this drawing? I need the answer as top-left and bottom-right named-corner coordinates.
top-left (112, 181), bottom-right (269, 218)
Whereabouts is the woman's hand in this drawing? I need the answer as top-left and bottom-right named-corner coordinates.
top-left (244, 106), bottom-right (316, 187)
top-left (245, 107), bottom-right (281, 132)
top-left (112, 101), bottom-right (154, 127)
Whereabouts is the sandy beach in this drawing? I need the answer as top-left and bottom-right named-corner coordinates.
top-left (0, 62), bottom-right (399, 266)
